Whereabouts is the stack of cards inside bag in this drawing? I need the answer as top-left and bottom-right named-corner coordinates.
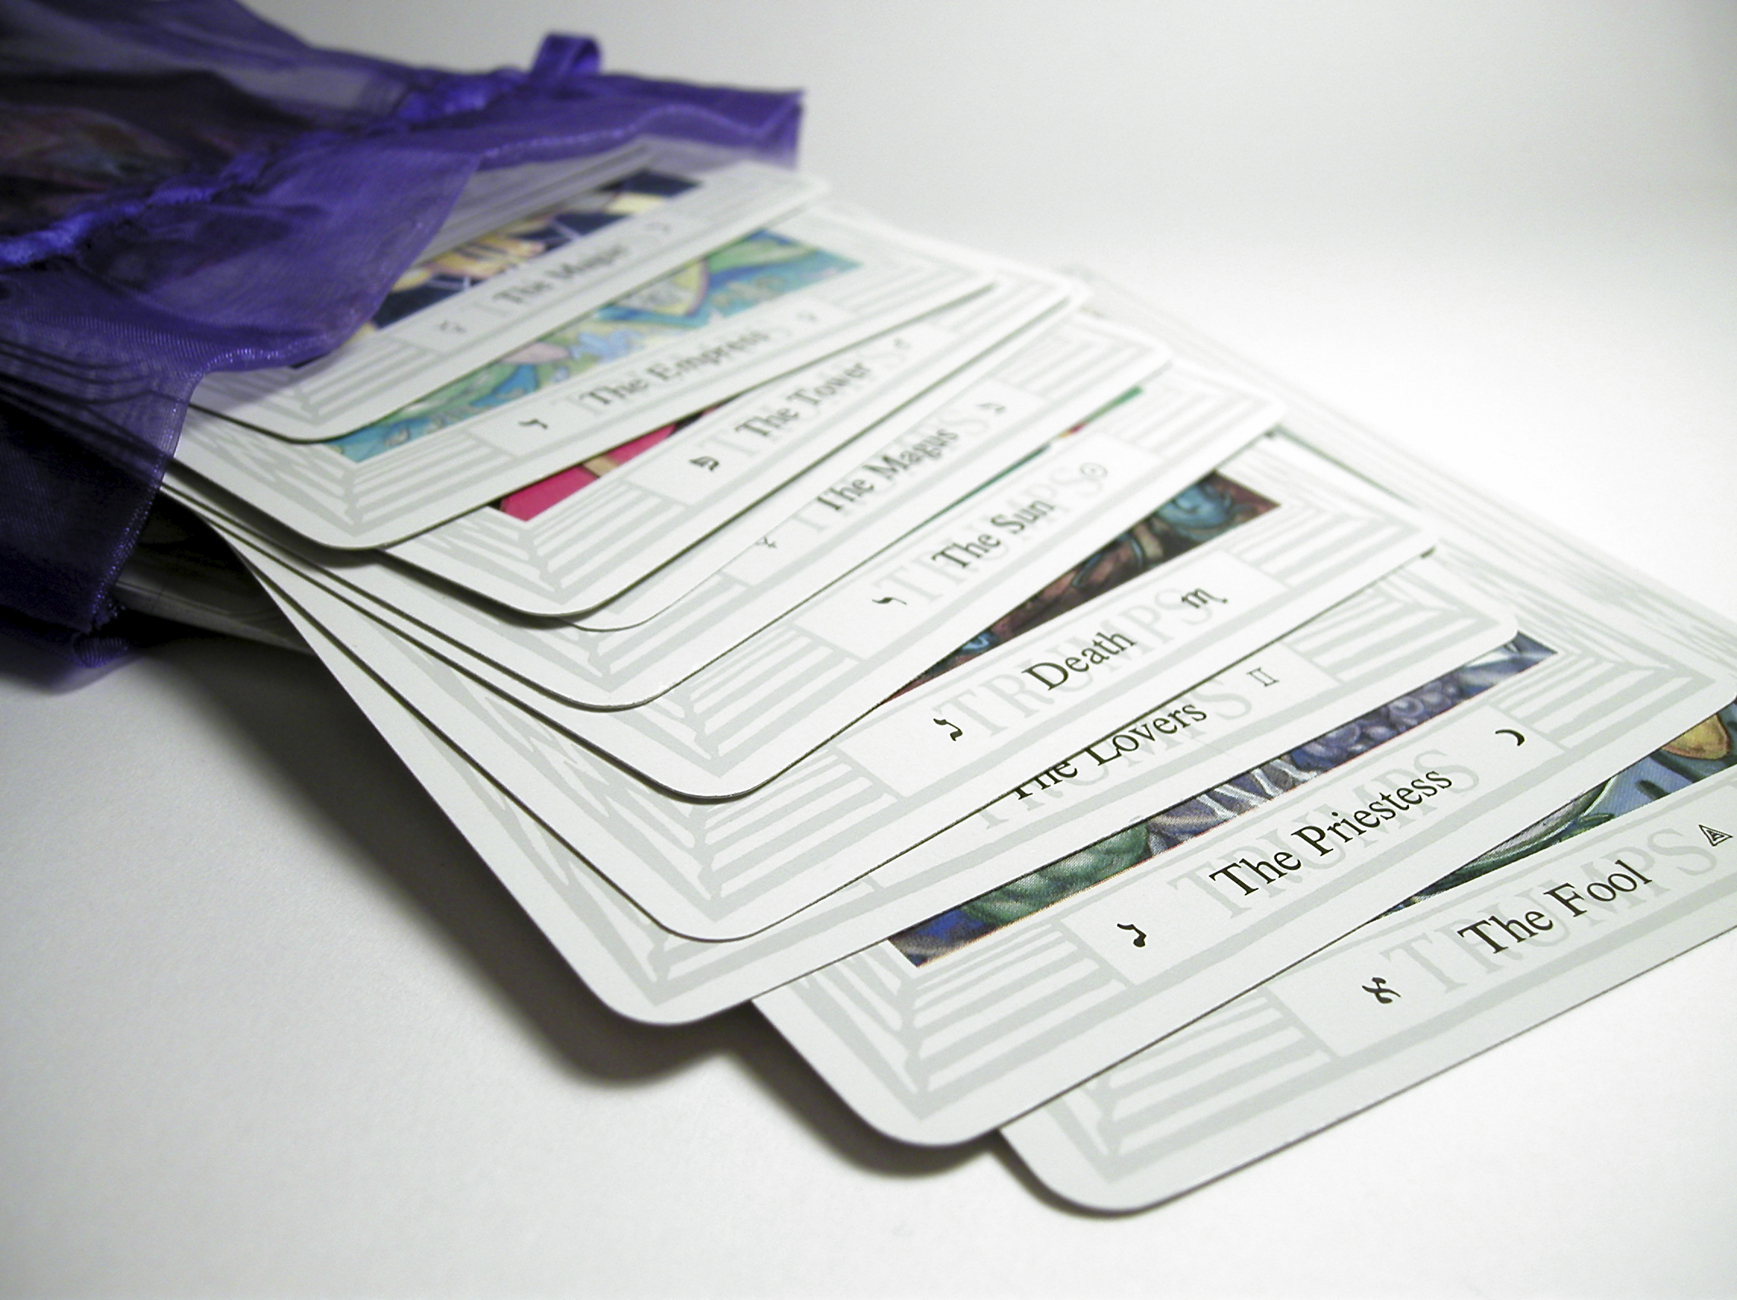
top-left (164, 137), bottom-right (1737, 1212)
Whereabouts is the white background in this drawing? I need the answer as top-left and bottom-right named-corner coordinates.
top-left (4, 2), bottom-right (1736, 1294)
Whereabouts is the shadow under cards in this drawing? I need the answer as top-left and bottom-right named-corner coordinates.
top-left (160, 631), bottom-right (993, 1182)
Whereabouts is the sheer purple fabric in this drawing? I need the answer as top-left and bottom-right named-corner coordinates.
top-left (0, 0), bottom-right (802, 663)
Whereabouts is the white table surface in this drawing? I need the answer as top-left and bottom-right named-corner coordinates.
top-left (5, 3), bottom-right (1736, 1294)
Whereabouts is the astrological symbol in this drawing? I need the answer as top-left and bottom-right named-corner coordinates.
top-left (1361, 976), bottom-right (1400, 1004)
top-left (1116, 922), bottom-right (1147, 948)
top-left (1702, 824), bottom-right (1732, 847)
top-left (978, 401), bottom-right (1006, 415)
top-left (690, 456), bottom-right (721, 472)
top-left (871, 595), bottom-right (905, 606)
top-left (1178, 588), bottom-right (1226, 610)
top-left (519, 418), bottom-right (548, 430)
top-left (1247, 666), bottom-right (1279, 688)
top-left (934, 717), bottom-right (963, 741)
top-left (1495, 728), bottom-right (1526, 746)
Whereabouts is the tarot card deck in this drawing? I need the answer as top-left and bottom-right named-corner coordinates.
top-left (160, 142), bottom-right (1737, 1212)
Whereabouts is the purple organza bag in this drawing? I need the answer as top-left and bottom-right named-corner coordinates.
top-left (0, 0), bottom-right (801, 663)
